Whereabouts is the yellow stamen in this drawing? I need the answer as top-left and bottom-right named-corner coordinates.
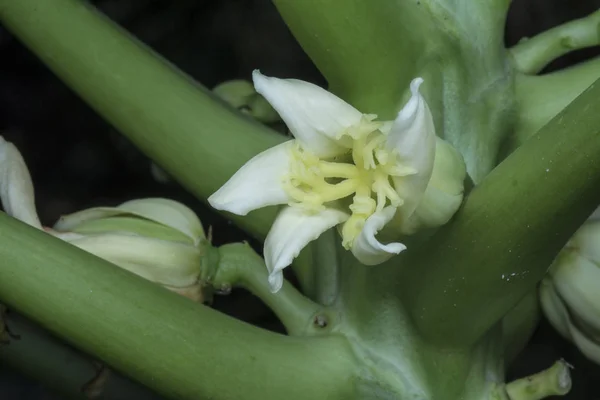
top-left (283, 117), bottom-right (416, 247)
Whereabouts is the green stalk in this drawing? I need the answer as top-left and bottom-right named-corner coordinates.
top-left (510, 9), bottom-right (600, 74)
top-left (509, 56), bottom-right (600, 151)
top-left (0, 0), bottom-right (283, 239)
top-left (400, 79), bottom-right (600, 345)
top-left (0, 313), bottom-right (162, 400)
top-left (213, 243), bottom-right (323, 336)
top-left (0, 214), bottom-right (356, 400)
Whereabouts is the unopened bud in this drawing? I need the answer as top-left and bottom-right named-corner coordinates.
top-left (213, 79), bottom-right (280, 123)
top-left (52, 198), bottom-right (208, 302)
top-left (540, 220), bottom-right (600, 364)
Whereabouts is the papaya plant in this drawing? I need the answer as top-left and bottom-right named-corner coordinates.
top-left (0, 1), bottom-right (599, 399)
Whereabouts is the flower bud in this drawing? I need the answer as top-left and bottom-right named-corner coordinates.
top-left (540, 220), bottom-right (600, 364)
top-left (212, 79), bottom-right (280, 123)
top-left (52, 198), bottom-right (208, 302)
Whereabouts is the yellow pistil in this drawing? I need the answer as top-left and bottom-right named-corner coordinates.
top-left (283, 117), bottom-right (417, 247)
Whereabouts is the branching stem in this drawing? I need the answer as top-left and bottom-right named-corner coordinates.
top-left (213, 243), bottom-right (324, 336)
top-left (510, 9), bottom-right (600, 74)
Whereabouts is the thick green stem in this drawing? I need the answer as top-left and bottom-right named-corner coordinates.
top-left (508, 56), bottom-right (600, 151)
top-left (0, 313), bottom-right (162, 400)
top-left (213, 243), bottom-right (323, 336)
top-left (271, 0), bottom-right (436, 118)
top-left (510, 9), bottom-right (600, 74)
top-left (0, 214), bottom-right (356, 400)
top-left (400, 79), bottom-right (600, 345)
top-left (0, 0), bottom-right (283, 239)
top-left (502, 291), bottom-right (540, 367)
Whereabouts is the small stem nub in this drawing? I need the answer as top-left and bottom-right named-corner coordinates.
top-left (505, 360), bottom-right (572, 400)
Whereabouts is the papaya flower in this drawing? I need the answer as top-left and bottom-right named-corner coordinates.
top-left (0, 137), bottom-right (206, 302)
top-left (209, 71), bottom-right (465, 293)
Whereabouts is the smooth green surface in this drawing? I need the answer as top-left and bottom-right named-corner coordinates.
top-left (0, 0), bottom-right (283, 240)
top-left (0, 214), bottom-right (355, 400)
top-left (400, 79), bottom-right (600, 345)
top-left (502, 291), bottom-right (540, 366)
top-left (0, 313), bottom-right (162, 400)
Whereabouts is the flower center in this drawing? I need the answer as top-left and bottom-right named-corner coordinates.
top-left (283, 116), bottom-right (417, 248)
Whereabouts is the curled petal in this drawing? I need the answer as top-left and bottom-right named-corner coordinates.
top-left (264, 206), bottom-right (349, 293)
top-left (540, 278), bottom-right (600, 364)
top-left (0, 136), bottom-right (41, 229)
top-left (55, 198), bottom-right (205, 244)
top-left (387, 78), bottom-right (436, 219)
top-left (118, 198), bottom-right (205, 244)
top-left (539, 279), bottom-right (572, 340)
top-left (253, 70), bottom-right (358, 158)
top-left (351, 206), bottom-right (406, 265)
top-left (550, 249), bottom-right (600, 333)
top-left (208, 141), bottom-right (294, 215)
top-left (570, 221), bottom-right (600, 265)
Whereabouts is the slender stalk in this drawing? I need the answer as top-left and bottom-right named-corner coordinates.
top-left (400, 79), bottom-right (600, 345)
top-left (505, 360), bottom-right (571, 400)
top-left (509, 56), bottom-right (600, 151)
top-left (0, 313), bottom-right (162, 400)
top-left (213, 243), bottom-right (323, 336)
top-left (0, 214), bottom-right (356, 400)
top-left (0, 0), bottom-right (283, 240)
top-left (510, 9), bottom-right (600, 74)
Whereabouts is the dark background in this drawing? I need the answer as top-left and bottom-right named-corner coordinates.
top-left (1, 0), bottom-right (599, 398)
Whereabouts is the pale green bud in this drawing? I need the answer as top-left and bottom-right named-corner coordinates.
top-left (0, 136), bottom-right (209, 302)
top-left (400, 137), bottom-right (467, 234)
top-left (540, 220), bottom-right (600, 364)
top-left (52, 198), bottom-right (208, 302)
top-left (212, 79), bottom-right (280, 123)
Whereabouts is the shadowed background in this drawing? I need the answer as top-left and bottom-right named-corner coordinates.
top-left (0, 0), bottom-right (599, 398)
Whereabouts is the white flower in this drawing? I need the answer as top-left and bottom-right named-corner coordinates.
top-left (209, 71), bottom-right (438, 292)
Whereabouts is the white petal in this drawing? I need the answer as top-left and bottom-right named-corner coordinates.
top-left (53, 198), bottom-right (205, 244)
top-left (351, 206), bottom-right (406, 265)
top-left (387, 78), bottom-right (437, 219)
top-left (208, 141), bottom-right (294, 215)
top-left (118, 198), bottom-right (205, 244)
top-left (54, 207), bottom-right (127, 231)
top-left (539, 279), bottom-right (572, 340)
top-left (551, 250), bottom-right (600, 333)
top-left (0, 137), bottom-right (42, 229)
top-left (540, 278), bottom-right (600, 364)
top-left (572, 221), bottom-right (600, 263)
top-left (264, 206), bottom-right (349, 293)
top-left (253, 70), bottom-right (358, 158)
